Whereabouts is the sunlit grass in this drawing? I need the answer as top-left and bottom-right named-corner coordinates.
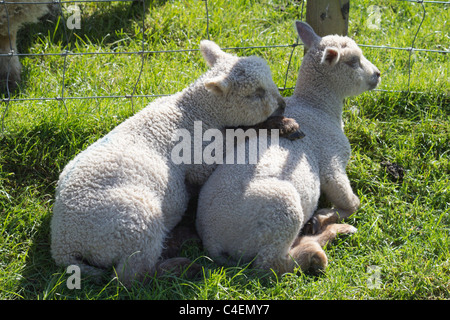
top-left (0, 0), bottom-right (448, 299)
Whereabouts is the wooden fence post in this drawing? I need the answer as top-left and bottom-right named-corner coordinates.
top-left (305, 0), bottom-right (350, 37)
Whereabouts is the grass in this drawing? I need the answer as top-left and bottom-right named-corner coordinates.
top-left (0, 0), bottom-right (449, 300)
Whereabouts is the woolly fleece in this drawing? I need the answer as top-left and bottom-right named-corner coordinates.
top-left (50, 40), bottom-right (286, 286)
top-left (196, 21), bottom-right (381, 273)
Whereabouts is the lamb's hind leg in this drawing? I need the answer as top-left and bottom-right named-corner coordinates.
top-left (313, 223), bottom-right (357, 247)
top-left (303, 205), bottom-right (361, 236)
top-left (303, 208), bottom-right (340, 235)
top-left (289, 223), bottom-right (357, 274)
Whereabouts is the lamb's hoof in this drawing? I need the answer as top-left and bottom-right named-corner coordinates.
top-left (286, 129), bottom-right (305, 141)
top-left (302, 215), bottom-right (320, 235)
top-left (336, 224), bottom-right (358, 235)
top-left (155, 257), bottom-right (202, 279)
top-left (303, 209), bottom-right (340, 236)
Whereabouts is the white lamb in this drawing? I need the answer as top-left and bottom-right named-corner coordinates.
top-left (50, 40), bottom-right (287, 287)
top-left (196, 21), bottom-right (381, 274)
top-left (0, 0), bottom-right (49, 90)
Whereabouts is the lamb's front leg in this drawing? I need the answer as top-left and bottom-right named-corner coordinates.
top-left (320, 167), bottom-right (360, 221)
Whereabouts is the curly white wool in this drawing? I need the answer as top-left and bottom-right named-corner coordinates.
top-left (50, 40), bottom-right (286, 286)
top-left (196, 21), bottom-right (381, 273)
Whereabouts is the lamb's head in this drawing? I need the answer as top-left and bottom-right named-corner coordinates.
top-left (200, 40), bottom-right (286, 127)
top-left (295, 21), bottom-right (381, 98)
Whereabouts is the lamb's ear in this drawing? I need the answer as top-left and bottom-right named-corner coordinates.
top-left (295, 20), bottom-right (321, 49)
top-left (204, 75), bottom-right (230, 96)
top-left (321, 47), bottom-right (340, 66)
top-left (200, 40), bottom-right (227, 67)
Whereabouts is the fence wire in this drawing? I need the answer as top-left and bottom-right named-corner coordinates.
top-left (0, 0), bottom-right (449, 131)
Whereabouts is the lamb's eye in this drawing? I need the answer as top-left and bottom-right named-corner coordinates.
top-left (346, 57), bottom-right (360, 68)
top-left (251, 87), bottom-right (266, 100)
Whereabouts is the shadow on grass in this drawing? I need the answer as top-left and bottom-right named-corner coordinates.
top-left (0, 121), bottom-right (87, 298)
top-left (17, 1), bottom-right (168, 50)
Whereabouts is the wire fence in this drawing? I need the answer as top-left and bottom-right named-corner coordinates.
top-left (0, 0), bottom-right (449, 130)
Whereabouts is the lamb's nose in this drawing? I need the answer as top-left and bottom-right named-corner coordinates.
top-left (374, 68), bottom-right (381, 78)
